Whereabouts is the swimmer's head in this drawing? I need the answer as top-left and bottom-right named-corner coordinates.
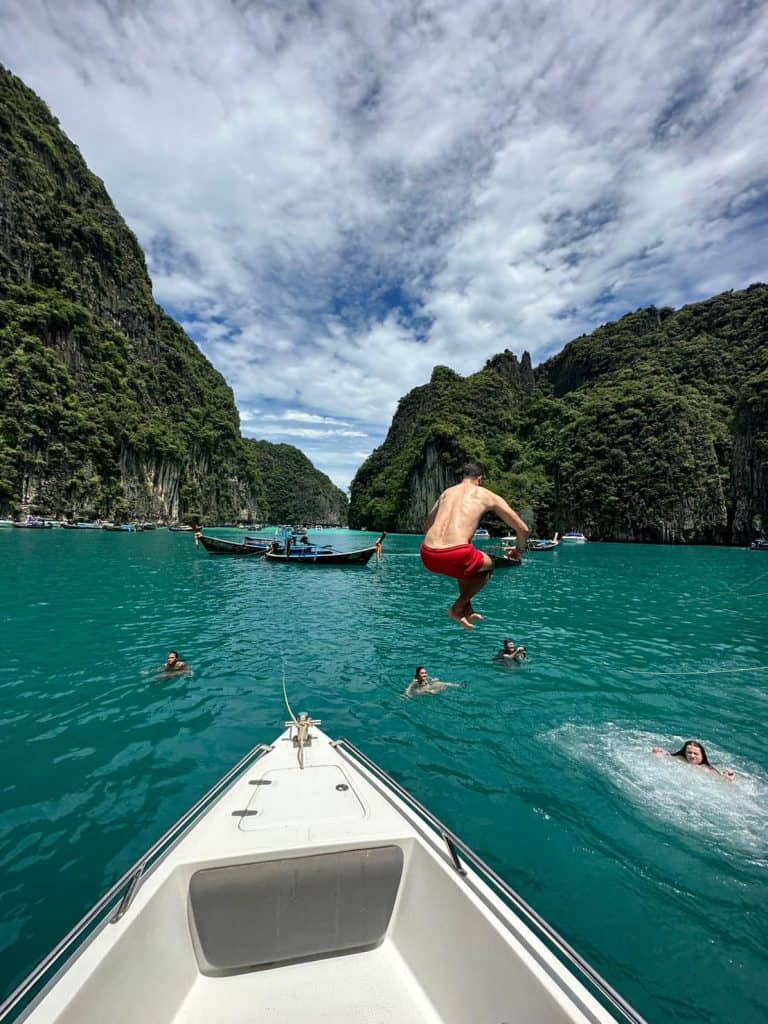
top-left (671, 740), bottom-right (710, 766)
top-left (414, 666), bottom-right (428, 682)
top-left (166, 651), bottom-right (179, 666)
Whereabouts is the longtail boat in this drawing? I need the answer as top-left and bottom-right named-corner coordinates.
top-left (196, 532), bottom-right (270, 556)
top-left (528, 532), bottom-right (560, 551)
top-left (265, 532), bottom-right (385, 565)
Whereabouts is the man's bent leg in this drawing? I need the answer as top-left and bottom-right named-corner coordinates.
top-left (448, 555), bottom-right (494, 628)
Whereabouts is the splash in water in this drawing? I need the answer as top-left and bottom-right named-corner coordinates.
top-left (543, 723), bottom-right (768, 863)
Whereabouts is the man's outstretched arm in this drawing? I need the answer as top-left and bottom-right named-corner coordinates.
top-left (489, 494), bottom-right (529, 544)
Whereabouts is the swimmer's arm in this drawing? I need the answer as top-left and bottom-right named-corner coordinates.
top-left (403, 682), bottom-right (416, 699)
top-left (652, 747), bottom-right (669, 756)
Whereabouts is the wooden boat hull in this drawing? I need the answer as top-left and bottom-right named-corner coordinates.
top-left (492, 553), bottom-right (523, 568)
top-left (197, 533), bottom-right (269, 556)
top-left (265, 546), bottom-right (375, 565)
top-left (265, 533), bottom-right (385, 566)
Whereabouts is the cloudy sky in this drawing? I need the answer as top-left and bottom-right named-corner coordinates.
top-left (2, 1), bottom-right (767, 488)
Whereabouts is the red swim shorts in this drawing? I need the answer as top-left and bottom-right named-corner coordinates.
top-left (420, 543), bottom-right (488, 581)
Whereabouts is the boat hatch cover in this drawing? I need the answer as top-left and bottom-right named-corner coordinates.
top-left (240, 765), bottom-right (366, 829)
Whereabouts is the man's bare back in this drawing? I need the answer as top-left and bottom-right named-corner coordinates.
top-left (423, 481), bottom-right (527, 548)
top-left (420, 463), bottom-right (529, 629)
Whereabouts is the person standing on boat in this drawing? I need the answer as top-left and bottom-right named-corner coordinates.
top-left (420, 462), bottom-right (529, 629)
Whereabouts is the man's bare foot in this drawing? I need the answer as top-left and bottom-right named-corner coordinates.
top-left (447, 608), bottom-right (474, 630)
top-left (465, 604), bottom-right (484, 622)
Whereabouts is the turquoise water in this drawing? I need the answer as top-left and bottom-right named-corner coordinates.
top-left (1, 529), bottom-right (767, 1021)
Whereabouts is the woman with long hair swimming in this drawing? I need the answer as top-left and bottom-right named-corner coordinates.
top-left (653, 740), bottom-right (735, 781)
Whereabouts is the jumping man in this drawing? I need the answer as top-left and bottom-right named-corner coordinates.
top-left (420, 462), bottom-right (529, 629)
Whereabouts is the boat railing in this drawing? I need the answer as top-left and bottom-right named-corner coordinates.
top-left (0, 741), bottom-right (271, 1022)
top-left (332, 737), bottom-right (648, 1024)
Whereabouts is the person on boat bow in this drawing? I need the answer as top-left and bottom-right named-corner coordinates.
top-left (420, 461), bottom-right (529, 629)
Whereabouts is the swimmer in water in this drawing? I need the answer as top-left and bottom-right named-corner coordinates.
top-left (653, 740), bottom-right (735, 781)
top-left (404, 666), bottom-right (464, 698)
top-left (160, 651), bottom-right (191, 676)
top-left (494, 639), bottom-right (527, 663)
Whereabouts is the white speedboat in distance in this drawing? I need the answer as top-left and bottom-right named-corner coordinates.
top-left (473, 526), bottom-right (490, 538)
top-left (1, 716), bottom-right (646, 1024)
top-left (561, 531), bottom-right (588, 544)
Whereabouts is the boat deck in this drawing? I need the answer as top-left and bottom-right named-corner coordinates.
top-left (13, 728), bottom-right (629, 1024)
top-left (174, 942), bottom-right (440, 1023)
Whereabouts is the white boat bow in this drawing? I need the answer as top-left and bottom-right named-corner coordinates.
top-left (2, 717), bottom-right (646, 1024)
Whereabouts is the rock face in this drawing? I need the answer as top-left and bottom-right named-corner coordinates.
top-left (0, 66), bottom-right (264, 523)
top-left (350, 286), bottom-right (768, 544)
top-left (730, 371), bottom-right (768, 539)
top-left (246, 441), bottom-right (348, 524)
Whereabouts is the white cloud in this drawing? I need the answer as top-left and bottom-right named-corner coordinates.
top-left (260, 411), bottom-right (353, 426)
top-left (244, 426), bottom-right (366, 440)
top-left (1, 0), bottom-right (767, 487)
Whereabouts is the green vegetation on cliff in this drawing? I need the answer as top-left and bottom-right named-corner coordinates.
top-left (0, 66), bottom-right (264, 522)
top-left (350, 286), bottom-right (768, 544)
top-left (246, 440), bottom-right (348, 525)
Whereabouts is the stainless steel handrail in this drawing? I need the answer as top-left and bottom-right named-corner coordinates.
top-left (332, 737), bottom-right (648, 1024)
top-left (0, 741), bottom-right (271, 1022)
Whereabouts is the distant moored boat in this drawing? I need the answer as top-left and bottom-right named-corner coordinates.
top-left (265, 532), bottom-right (385, 565)
top-left (528, 532), bottom-right (560, 551)
top-left (196, 533), bottom-right (270, 556)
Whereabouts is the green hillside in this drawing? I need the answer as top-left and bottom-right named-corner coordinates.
top-left (350, 286), bottom-right (768, 544)
top-left (246, 440), bottom-right (348, 525)
top-left (0, 65), bottom-right (264, 522)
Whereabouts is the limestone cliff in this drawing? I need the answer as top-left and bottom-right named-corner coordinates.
top-left (0, 66), bottom-right (264, 522)
top-left (245, 440), bottom-right (348, 525)
top-left (349, 356), bottom-right (534, 532)
top-left (730, 370), bottom-right (768, 539)
top-left (350, 286), bottom-right (768, 544)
